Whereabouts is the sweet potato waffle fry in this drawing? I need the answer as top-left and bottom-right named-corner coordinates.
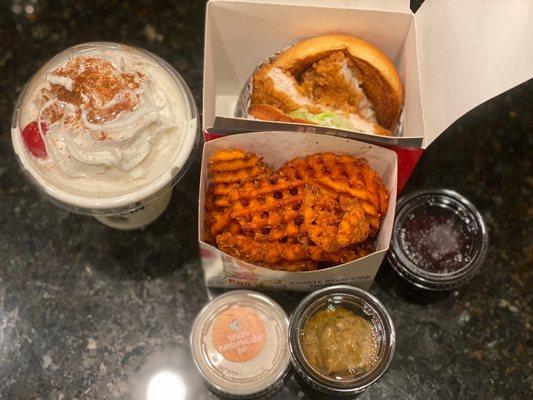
top-left (204, 149), bottom-right (388, 271)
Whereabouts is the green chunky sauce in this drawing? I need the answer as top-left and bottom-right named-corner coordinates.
top-left (302, 307), bottom-right (378, 374)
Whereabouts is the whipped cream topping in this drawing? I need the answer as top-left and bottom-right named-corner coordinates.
top-left (37, 55), bottom-right (176, 179)
top-left (18, 45), bottom-right (194, 198)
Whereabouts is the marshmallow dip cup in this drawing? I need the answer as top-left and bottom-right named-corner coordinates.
top-left (11, 43), bottom-right (198, 229)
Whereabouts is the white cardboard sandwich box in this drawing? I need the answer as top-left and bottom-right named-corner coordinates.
top-left (199, 0), bottom-right (532, 290)
top-left (203, 0), bottom-right (533, 191)
top-left (198, 132), bottom-right (397, 291)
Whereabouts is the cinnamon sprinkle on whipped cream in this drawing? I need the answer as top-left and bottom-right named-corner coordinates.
top-left (18, 45), bottom-right (191, 195)
top-left (40, 56), bottom-right (144, 129)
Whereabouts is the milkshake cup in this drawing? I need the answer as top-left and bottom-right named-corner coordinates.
top-left (11, 42), bottom-right (198, 229)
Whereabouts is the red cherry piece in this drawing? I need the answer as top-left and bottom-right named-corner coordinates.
top-left (21, 121), bottom-right (48, 158)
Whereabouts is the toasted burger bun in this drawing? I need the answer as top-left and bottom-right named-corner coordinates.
top-left (249, 34), bottom-right (403, 135)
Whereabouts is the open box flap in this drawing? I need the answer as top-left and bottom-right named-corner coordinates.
top-left (416, 0), bottom-right (533, 147)
top-left (209, 0), bottom-right (412, 13)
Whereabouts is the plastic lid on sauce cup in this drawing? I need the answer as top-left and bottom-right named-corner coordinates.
top-left (288, 285), bottom-right (396, 395)
top-left (388, 189), bottom-right (489, 290)
top-left (190, 290), bottom-right (290, 398)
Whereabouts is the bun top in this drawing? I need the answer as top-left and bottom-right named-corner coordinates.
top-left (271, 34), bottom-right (403, 131)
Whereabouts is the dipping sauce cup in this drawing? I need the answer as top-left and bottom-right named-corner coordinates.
top-left (388, 189), bottom-right (489, 290)
top-left (289, 285), bottom-right (396, 395)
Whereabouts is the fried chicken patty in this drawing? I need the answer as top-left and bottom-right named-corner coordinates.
top-left (300, 51), bottom-right (376, 122)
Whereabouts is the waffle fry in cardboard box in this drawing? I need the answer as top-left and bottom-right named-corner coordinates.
top-left (199, 131), bottom-right (397, 291)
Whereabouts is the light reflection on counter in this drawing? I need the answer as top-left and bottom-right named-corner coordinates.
top-left (130, 348), bottom-right (202, 400)
top-left (146, 370), bottom-right (187, 400)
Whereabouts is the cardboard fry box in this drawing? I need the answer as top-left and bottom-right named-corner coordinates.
top-left (203, 0), bottom-right (533, 190)
top-left (198, 131), bottom-right (397, 291)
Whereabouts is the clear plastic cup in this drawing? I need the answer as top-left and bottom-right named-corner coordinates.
top-left (387, 189), bottom-right (489, 290)
top-left (289, 285), bottom-right (396, 395)
top-left (11, 42), bottom-right (199, 229)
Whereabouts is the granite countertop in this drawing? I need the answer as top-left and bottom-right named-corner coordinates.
top-left (0, 1), bottom-right (531, 399)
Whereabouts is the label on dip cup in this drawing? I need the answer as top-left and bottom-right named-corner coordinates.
top-left (190, 291), bottom-right (290, 398)
top-left (211, 305), bottom-right (267, 362)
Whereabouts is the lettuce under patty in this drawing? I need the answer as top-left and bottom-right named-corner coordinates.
top-left (288, 109), bottom-right (354, 131)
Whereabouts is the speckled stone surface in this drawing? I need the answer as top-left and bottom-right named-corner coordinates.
top-left (0, 1), bottom-right (531, 399)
